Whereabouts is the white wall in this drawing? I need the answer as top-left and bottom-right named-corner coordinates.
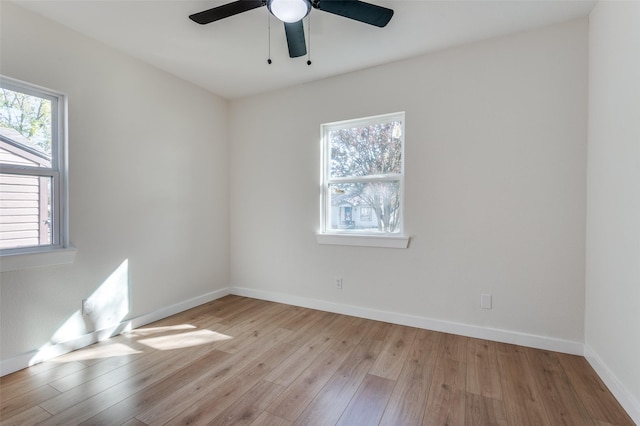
top-left (2, 4), bottom-right (637, 419)
top-left (230, 19), bottom-right (588, 346)
top-left (0, 3), bottom-right (229, 365)
top-left (586, 1), bottom-right (640, 421)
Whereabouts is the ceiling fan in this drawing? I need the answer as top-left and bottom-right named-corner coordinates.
top-left (189, 0), bottom-right (394, 59)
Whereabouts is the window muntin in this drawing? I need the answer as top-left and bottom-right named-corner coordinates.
top-left (322, 112), bottom-right (404, 235)
top-left (1, 76), bottom-right (67, 253)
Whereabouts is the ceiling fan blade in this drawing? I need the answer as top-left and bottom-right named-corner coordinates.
top-left (284, 20), bottom-right (307, 58)
top-left (189, 0), bottom-right (265, 25)
top-left (314, 0), bottom-right (393, 27)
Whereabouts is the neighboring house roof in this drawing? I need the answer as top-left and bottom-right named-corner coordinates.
top-left (0, 127), bottom-right (50, 163)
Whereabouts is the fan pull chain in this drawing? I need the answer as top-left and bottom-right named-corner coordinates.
top-left (306, 14), bottom-right (312, 66)
top-left (267, 12), bottom-right (272, 64)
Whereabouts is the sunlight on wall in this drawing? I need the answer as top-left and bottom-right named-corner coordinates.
top-left (86, 259), bottom-right (130, 333)
top-left (27, 259), bottom-right (234, 366)
top-left (30, 259), bottom-right (131, 365)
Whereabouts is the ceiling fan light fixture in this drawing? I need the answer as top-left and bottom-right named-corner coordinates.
top-left (267, 0), bottom-right (311, 23)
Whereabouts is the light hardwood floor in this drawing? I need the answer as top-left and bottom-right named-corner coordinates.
top-left (0, 295), bottom-right (634, 426)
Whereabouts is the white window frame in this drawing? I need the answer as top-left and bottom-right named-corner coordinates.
top-left (317, 112), bottom-right (409, 248)
top-left (0, 76), bottom-right (75, 271)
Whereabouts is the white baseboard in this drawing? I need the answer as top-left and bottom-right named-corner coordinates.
top-left (584, 345), bottom-right (640, 425)
top-left (0, 287), bottom-right (230, 377)
top-left (230, 286), bottom-right (584, 355)
top-left (0, 287), bottom-right (640, 425)
top-left (3, 285), bottom-right (637, 425)
top-left (126, 287), bottom-right (230, 330)
top-left (231, 287), bottom-right (640, 423)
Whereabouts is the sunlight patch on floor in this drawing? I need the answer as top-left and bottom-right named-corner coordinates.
top-left (128, 324), bottom-right (196, 337)
top-left (137, 327), bottom-right (232, 351)
top-left (52, 342), bottom-right (142, 362)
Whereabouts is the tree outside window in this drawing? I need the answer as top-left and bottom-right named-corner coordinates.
top-left (322, 112), bottom-right (404, 234)
top-left (0, 76), bottom-right (67, 253)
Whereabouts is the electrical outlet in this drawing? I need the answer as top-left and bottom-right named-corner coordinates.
top-left (335, 277), bottom-right (343, 289)
top-left (82, 299), bottom-right (93, 316)
top-left (480, 293), bottom-right (492, 310)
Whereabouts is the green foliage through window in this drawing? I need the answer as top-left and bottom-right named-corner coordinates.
top-left (1, 88), bottom-right (52, 155)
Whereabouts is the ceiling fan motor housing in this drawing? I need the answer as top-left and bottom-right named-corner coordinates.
top-left (267, 0), bottom-right (312, 23)
top-left (189, 0), bottom-right (394, 58)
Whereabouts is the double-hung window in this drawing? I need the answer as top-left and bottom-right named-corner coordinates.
top-left (319, 112), bottom-right (409, 248)
top-left (0, 76), bottom-right (70, 264)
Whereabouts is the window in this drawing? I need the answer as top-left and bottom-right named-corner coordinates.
top-left (319, 112), bottom-right (408, 248)
top-left (359, 206), bottom-right (372, 222)
top-left (1, 76), bottom-right (69, 258)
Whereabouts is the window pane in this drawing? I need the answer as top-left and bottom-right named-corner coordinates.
top-left (328, 181), bottom-right (401, 233)
top-left (329, 120), bottom-right (402, 178)
top-left (0, 173), bottom-right (52, 249)
top-left (0, 88), bottom-right (52, 167)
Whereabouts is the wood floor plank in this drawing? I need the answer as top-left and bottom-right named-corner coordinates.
top-left (266, 347), bottom-right (353, 421)
top-left (138, 295), bottom-right (242, 329)
top-left (525, 348), bottom-right (596, 426)
top-left (557, 353), bottom-right (636, 426)
top-left (264, 315), bottom-right (354, 387)
top-left (50, 331), bottom-right (151, 366)
top-left (464, 392), bottom-right (508, 426)
top-left (161, 341), bottom-right (298, 425)
top-left (144, 295), bottom-right (258, 334)
top-left (0, 361), bottom-right (59, 387)
top-left (213, 296), bottom-right (270, 322)
top-left (423, 357), bottom-right (467, 426)
top-left (135, 329), bottom-right (294, 425)
top-left (0, 384), bottom-right (59, 421)
top-left (279, 309), bottom-right (333, 339)
top-left (293, 337), bottom-right (384, 426)
top-left (38, 335), bottom-right (216, 417)
top-left (209, 380), bottom-right (286, 425)
top-left (77, 349), bottom-right (231, 426)
top-left (0, 296), bottom-right (634, 426)
top-left (369, 323), bottom-right (418, 380)
top-left (217, 326), bottom-right (291, 355)
top-left (48, 341), bottom-right (147, 392)
top-left (335, 373), bottom-right (396, 426)
top-left (438, 333), bottom-right (469, 363)
top-left (379, 328), bottom-right (441, 426)
top-left (0, 405), bottom-right (52, 426)
top-left (251, 411), bottom-right (293, 426)
top-left (0, 361), bottom-right (86, 401)
top-left (495, 342), bottom-right (551, 426)
top-left (215, 301), bottom-right (291, 345)
top-left (218, 298), bottom-right (279, 327)
top-left (37, 342), bottom-right (220, 425)
top-left (466, 338), bottom-right (503, 400)
top-left (324, 317), bottom-right (371, 354)
top-left (119, 418), bottom-right (147, 426)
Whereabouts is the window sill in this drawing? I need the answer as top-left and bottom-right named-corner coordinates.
top-left (0, 246), bottom-right (77, 272)
top-left (316, 233), bottom-right (410, 248)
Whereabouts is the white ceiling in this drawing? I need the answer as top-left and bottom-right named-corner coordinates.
top-left (12, 0), bottom-right (596, 99)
